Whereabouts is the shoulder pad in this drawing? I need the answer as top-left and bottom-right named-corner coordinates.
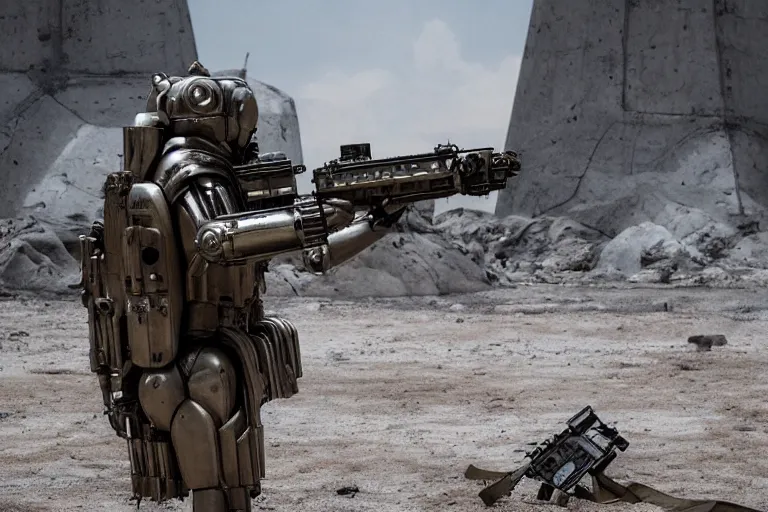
top-left (152, 137), bottom-right (238, 203)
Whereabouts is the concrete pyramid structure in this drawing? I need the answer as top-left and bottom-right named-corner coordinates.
top-left (496, 0), bottom-right (768, 238)
top-left (0, 0), bottom-right (303, 254)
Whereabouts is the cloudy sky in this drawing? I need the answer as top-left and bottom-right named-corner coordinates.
top-left (187, 0), bottom-right (533, 212)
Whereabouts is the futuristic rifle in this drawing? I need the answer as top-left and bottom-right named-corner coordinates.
top-left (311, 142), bottom-right (520, 209)
top-left (234, 142), bottom-right (519, 213)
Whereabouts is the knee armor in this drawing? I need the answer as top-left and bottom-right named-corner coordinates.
top-left (139, 345), bottom-right (258, 510)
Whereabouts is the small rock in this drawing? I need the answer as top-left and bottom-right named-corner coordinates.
top-left (328, 351), bottom-right (349, 362)
top-left (737, 220), bottom-right (760, 236)
top-left (455, 318), bottom-right (465, 323)
top-left (552, 489), bottom-right (570, 507)
top-left (449, 303), bottom-right (465, 311)
top-left (336, 485), bottom-right (359, 497)
top-left (687, 334), bottom-right (728, 352)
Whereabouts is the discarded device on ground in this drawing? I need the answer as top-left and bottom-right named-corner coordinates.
top-left (79, 61), bottom-right (520, 512)
top-left (465, 406), bottom-right (763, 511)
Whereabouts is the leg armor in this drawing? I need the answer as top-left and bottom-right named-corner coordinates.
top-left (138, 323), bottom-right (302, 512)
top-left (139, 343), bottom-right (256, 512)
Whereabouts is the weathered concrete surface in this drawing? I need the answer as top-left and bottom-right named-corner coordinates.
top-left (496, 0), bottom-right (768, 237)
top-left (248, 80), bottom-right (304, 164)
top-left (0, 0), bottom-right (197, 251)
top-left (0, 0), bottom-right (197, 74)
top-left (0, 0), bottom-right (304, 257)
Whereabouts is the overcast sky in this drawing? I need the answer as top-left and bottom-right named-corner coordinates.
top-left (187, 0), bottom-right (533, 213)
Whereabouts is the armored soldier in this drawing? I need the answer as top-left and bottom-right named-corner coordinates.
top-left (80, 62), bottom-right (519, 512)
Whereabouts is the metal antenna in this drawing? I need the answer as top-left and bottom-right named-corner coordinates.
top-left (242, 52), bottom-right (250, 77)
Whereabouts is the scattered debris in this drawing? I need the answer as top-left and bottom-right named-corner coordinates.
top-left (28, 368), bottom-right (77, 375)
top-left (327, 351), bottom-right (350, 363)
top-left (688, 334), bottom-right (728, 352)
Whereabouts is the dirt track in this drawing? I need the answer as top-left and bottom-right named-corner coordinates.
top-left (0, 284), bottom-right (766, 511)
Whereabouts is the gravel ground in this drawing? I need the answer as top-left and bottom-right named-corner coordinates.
top-left (0, 284), bottom-right (766, 512)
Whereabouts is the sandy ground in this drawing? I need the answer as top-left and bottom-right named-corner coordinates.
top-left (0, 284), bottom-right (766, 512)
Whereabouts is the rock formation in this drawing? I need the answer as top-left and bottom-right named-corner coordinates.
top-left (0, 0), bottom-right (307, 295)
top-left (496, 0), bottom-right (768, 239)
top-left (268, 0), bottom-right (768, 293)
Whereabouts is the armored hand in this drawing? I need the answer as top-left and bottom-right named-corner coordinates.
top-left (302, 202), bottom-right (407, 274)
top-left (368, 201), bottom-right (408, 229)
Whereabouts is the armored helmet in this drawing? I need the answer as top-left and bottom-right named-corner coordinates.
top-left (144, 61), bottom-right (259, 151)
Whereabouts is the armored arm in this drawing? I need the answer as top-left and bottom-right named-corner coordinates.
top-left (302, 204), bottom-right (406, 273)
top-left (176, 174), bottom-right (353, 266)
top-left (192, 196), bottom-right (353, 265)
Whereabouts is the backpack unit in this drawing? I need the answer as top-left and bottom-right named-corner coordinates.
top-left (79, 124), bottom-right (183, 439)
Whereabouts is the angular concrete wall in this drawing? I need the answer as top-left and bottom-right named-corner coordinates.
top-left (0, 0), bottom-right (304, 253)
top-left (0, 0), bottom-right (197, 74)
top-left (496, 0), bottom-right (768, 237)
top-left (0, 0), bottom-right (197, 249)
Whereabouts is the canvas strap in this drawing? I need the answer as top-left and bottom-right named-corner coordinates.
top-left (464, 464), bottom-right (763, 511)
